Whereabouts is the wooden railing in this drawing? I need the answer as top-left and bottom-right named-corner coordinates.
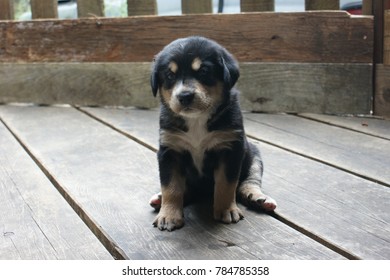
top-left (0, 0), bottom-right (388, 117)
top-left (1, 0), bottom-right (346, 20)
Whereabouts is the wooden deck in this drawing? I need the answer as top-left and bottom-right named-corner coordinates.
top-left (0, 104), bottom-right (389, 260)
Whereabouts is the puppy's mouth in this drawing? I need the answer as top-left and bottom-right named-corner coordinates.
top-left (178, 106), bottom-right (201, 117)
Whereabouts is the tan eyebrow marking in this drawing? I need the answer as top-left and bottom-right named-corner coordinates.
top-left (169, 61), bottom-right (178, 73)
top-left (191, 57), bottom-right (202, 71)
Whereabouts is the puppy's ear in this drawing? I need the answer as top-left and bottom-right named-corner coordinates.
top-left (220, 50), bottom-right (240, 89)
top-left (150, 58), bottom-right (159, 97)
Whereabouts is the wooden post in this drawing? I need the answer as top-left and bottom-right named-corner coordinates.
top-left (77, 0), bottom-right (104, 17)
top-left (31, 0), bottom-right (58, 19)
top-left (181, 0), bottom-right (212, 14)
top-left (362, 0), bottom-right (373, 15)
top-left (305, 0), bottom-right (339, 10)
top-left (384, 10), bottom-right (390, 65)
top-left (127, 0), bottom-right (157, 16)
top-left (240, 0), bottom-right (274, 12)
top-left (0, 0), bottom-right (13, 20)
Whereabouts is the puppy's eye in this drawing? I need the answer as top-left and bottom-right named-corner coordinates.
top-left (198, 66), bottom-right (208, 76)
top-left (166, 71), bottom-right (175, 81)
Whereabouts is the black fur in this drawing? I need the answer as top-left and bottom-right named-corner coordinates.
top-left (150, 36), bottom-right (275, 231)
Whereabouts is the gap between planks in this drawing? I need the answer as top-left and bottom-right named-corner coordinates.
top-left (296, 114), bottom-right (390, 141)
top-left (243, 115), bottom-right (390, 189)
top-left (0, 116), bottom-right (128, 260)
top-left (75, 106), bottom-right (361, 259)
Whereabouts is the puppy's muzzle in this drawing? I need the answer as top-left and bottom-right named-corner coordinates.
top-left (177, 91), bottom-right (195, 107)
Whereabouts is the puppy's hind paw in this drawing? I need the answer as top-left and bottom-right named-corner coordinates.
top-left (257, 196), bottom-right (277, 211)
top-left (149, 192), bottom-right (162, 211)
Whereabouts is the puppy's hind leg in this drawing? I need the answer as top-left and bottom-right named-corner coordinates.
top-left (149, 192), bottom-right (162, 211)
top-left (238, 182), bottom-right (277, 212)
top-left (238, 144), bottom-right (277, 212)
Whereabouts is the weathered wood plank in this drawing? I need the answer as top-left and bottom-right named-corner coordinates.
top-left (83, 107), bottom-right (390, 259)
top-left (299, 113), bottom-right (390, 140)
top-left (362, 0), bottom-right (373, 15)
top-left (0, 63), bottom-right (156, 108)
top-left (0, 0), bottom-right (13, 20)
top-left (384, 9), bottom-right (390, 65)
top-left (240, 0), bottom-right (274, 12)
top-left (0, 62), bottom-right (372, 115)
top-left (181, 0), bottom-right (212, 14)
top-left (238, 63), bottom-right (372, 114)
top-left (0, 12), bottom-right (373, 63)
top-left (305, 0), bottom-right (339, 10)
top-left (0, 105), bottom-right (343, 259)
top-left (30, 0), bottom-right (58, 19)
top-left (0, 116), bottom-right (112, 260)
top-left (77, 0), bottom-right (104, 17)
top-left (375, 64), bottom-right (390, 117)
top-left (127, 0), bottom-right (157, 16)
top-left (244, 114), bottom-right (390, 186)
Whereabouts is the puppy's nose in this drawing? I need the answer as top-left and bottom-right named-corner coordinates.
top-left (177, 91), bottom-right (195, 106)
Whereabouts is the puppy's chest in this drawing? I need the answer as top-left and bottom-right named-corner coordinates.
top-left (161, 118), bottom-right (238, 174)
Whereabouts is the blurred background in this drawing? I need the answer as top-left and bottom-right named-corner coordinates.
top-left (14, 0), bottom-right (363, 20)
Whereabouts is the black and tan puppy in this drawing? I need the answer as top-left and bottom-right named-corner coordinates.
top-left (150, 36), bottom-right (276, 231)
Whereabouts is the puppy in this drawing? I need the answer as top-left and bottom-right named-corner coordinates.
top-left (150, 36), bottom-right (276, 231)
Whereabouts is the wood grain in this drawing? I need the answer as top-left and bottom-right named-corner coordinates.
top-left (305, 0), bottom-right (339, 10)
top-left (0, 0), bottom-right (13, 20)
top-left (30, 0), bottom-right (58, 19)
top-left (127, 0), bottom-right (157, 16)
top-left (240, 0), bottom-right (274, 12)
top-left (0, 62), bottom-right (372, 115)
top-left (0, 12), bottom-right (373, 63)
top-left (77, 0), bottom-right (104, 17)
top-left (299, 113), bottom-right (390, 140)
top-left (0, 62), bottom-right (157, 108)
top-left (237, 63), bottom-right (372, 114)
top-left (181, 0), bottom-right (212, 14)
top-left (84, 107), bottom-right (390, 259)
top-left (375, 64), bottom-right (390, 117)
top-left (244, 113), bottom-right (390, 186)
top-left (0, 119), bottom-right (112, 260)
top-left (384, 10), bottom-right (390, 65)
top-left (0, 105), bottom-right (343, 259)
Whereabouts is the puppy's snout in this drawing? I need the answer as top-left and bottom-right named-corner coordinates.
top-left (177, 91), bottom-right (195, 107)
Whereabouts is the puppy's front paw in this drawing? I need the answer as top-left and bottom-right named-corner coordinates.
top-left (153, 208), bottom-right (184, 231)
top-left (214, 206), bottom-right (244, 224)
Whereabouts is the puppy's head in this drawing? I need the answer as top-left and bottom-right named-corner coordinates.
top-left (151, 36), bottom-right (239, 117)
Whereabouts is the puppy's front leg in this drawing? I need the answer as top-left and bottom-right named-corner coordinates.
top-left (214, 163), bottom-right (244, 224)
top-left (153, 171), bottom-right (185, 231)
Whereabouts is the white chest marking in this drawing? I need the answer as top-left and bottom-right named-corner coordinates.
top-left (160, 116), bottom-right (240, 174)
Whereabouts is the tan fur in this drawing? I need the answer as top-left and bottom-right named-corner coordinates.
top-left (191, 57), bottom-right (202, 71)
top-left (153, 171), bottom-right (185, 230)
top-left (168, 61), bottom-right (178, 73)
top-left (213, 163), bottom-right (243, 223)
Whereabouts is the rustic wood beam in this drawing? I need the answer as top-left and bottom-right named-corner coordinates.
top-left (0, 12), bottom-right (373, 63)
top-left (0, 62), bottom-right (372, 115)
